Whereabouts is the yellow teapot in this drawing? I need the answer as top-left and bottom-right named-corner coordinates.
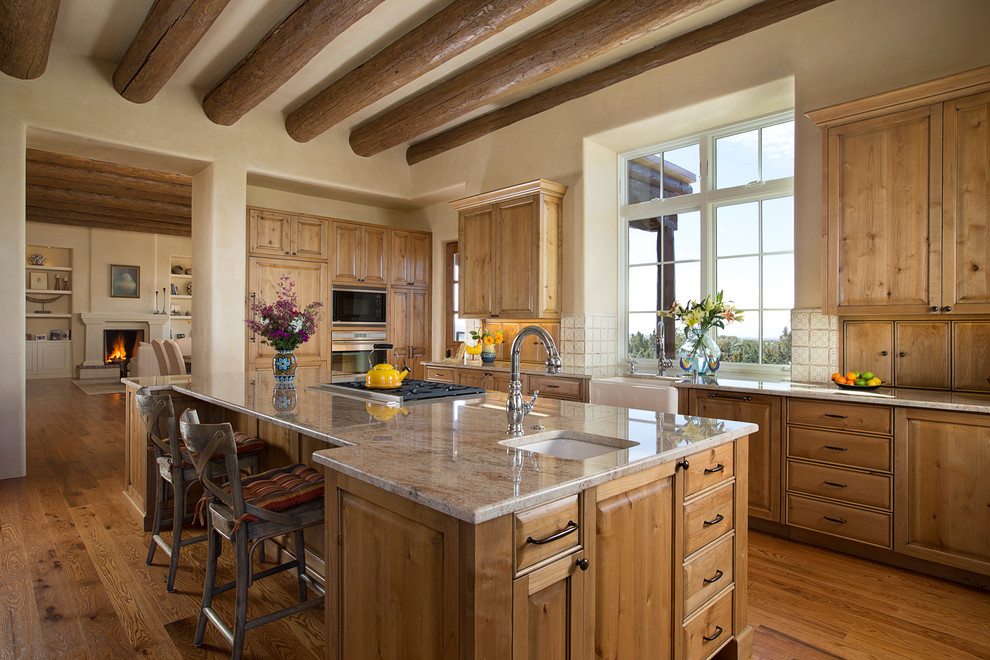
top-left (366, 402), bottom-right (409, 421)
top-left (366, 363), bottom-right (409, 389)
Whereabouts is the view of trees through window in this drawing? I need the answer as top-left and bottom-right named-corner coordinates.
top-left (622, 114), bottom-right (795, 370)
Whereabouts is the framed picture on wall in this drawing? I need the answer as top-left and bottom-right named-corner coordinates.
top-left (29, 271), bottom-right (48, 290)
top-left (110, 264), bottom-right (140, 298)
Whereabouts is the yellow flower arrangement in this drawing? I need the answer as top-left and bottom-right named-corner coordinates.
top-left (469, 328), bottom-right (503, 348)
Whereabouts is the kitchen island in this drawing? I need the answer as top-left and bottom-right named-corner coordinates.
top-left (124, 369), bottom-right (757, 659)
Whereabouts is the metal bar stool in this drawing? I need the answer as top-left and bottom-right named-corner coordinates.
top-left (135, 388), bottom-right (265, 592)
top-left (179, 409), bottom-right (324, 660)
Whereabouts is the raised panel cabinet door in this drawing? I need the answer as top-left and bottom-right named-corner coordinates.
top-left (332, 221), bottom-right (362, 283)
top-left (894, 321), bottom-right (950, 389)
top-left (827, 106), bottom-right (939, 313)
top-left (458, 206), bottom-right (495, 318)
top-left (512, 553), bottom-right (588, 660)
top-left (595, 476), bottom-right (673, 659)
top-left (843, 321), bottom-right (893, 384)
top-left (456, 369), bottom-right (489, 389)
top-left (248, 209), bottom-right (292, 257)
top-left (408, 288), bottom-right (431, 380)
top-left (943, 90), bottom-right (990, 313)
top-left (37, 340), bottom-right (71, 376)
top-left (952, 322), bottom-right (990, 392)
top-left (896, 408), bottom-right (990, 575)
top-left (389, 230), bottom-right (412, 286)
top-left (291, 216), bottom-right (328, 260)
top-left (691, 390), bottom-right (781, 522)
top-left (361, 226), bottom-right (388, 285)
top-left (390, 230), bottom-right (431, 287)
top-left (389, 288), bottom-right (410, 366)
top-left (496, 195), bottom-right (540, 318)
top-left (247, 258), bottom-right (328, 367)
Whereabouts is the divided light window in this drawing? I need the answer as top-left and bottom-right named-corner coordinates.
top-left (621, 112), bottom-right (795, 375)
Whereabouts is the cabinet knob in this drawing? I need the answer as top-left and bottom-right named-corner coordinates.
top-left (941, 305), bottom-right (952, 312)
top-left (575, 557), bottom-right (590, 571)
top-left (930, 306), bottom-right (939, 312)
top-left (676, 459), bottom-right (690, 471)
top-left (898, 352), bottom-right (907, 357)
top-left (880, 351), bottom-right (888, 356)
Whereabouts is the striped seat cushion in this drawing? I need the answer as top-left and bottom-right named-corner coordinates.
top-left (238, 463), bottom-right (324, 514)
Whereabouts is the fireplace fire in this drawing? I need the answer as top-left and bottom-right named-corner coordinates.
top-left (104, 329), bottom-right (144, 367)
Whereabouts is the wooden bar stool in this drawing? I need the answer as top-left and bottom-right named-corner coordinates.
top-left (179, 409), bottom-right (324, 660)
top-left (135, 388), bottom-right (265, 592)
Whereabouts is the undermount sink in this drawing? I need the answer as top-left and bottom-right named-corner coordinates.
top-left (500, 430), bottom-right (638, 460)
top-left (590, 376), bottom-right (680, 413)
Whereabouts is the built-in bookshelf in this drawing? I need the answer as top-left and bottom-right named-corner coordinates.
top-left (25, 245), bottom-right (73, 378)
top-left (169, 256), bottom-right (192, 338)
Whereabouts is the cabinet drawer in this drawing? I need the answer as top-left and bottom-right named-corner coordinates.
top-left (425, 367), bottom-right (455, 383)
top-left (527, 375), bottom-right (584, 401)
top-left (787, 399), bottom-right (892, 435)
top-left (682, 588), bottom-right (733, 660)
top-left (683, 534), bottom-right (734, 617)
top-left (787, 426), bottom-right (891, 472)
top-left (682, 442), bottom-right (735, 498)
top-left (684, 483), bottom-right (734, 557)
top-left (787, 461), bottom-right (891, 510)
top-left (514, 494), bottom-right (581, 574)
top-left (786, 493), bottom-right (891, 548)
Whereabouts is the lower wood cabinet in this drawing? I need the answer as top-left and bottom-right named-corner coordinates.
top-left (433, 365), bottom-right (590, 402)
top-left (390, 286), bottom-right (430, 381)
top-left (512, 551), bottom-right (589, 659)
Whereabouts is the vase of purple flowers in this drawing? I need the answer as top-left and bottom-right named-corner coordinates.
top-left (246, 276), bottom-right (322, 383)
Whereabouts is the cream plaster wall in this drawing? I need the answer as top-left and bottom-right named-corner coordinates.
top-left (246, 186), bottom-right (425, 230)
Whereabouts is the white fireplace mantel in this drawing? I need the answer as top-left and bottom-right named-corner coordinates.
top-left (79, 312), bottom-right (170, 367)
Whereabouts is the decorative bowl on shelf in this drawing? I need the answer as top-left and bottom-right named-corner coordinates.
top-left (171, 265), bottom-right (184, 274)
top-left (29, 253), bottom-right (46, 265)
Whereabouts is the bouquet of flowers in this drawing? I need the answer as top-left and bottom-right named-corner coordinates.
top-left (245, 276), bottom-right (323, 352)
top-left (660, 291), bottom-right (742, 372)
top-left (469, 328), bottom-right (503, 349)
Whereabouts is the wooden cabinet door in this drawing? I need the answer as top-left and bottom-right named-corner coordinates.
top-left (458, 206), bottom-right (495, 318)
top-left (595, 475), bottom-right (673, 659)
top-left (952, 321), bottom-right (990, 392)
top-left (390, 287), bottom-right (430, 380)
top-left (495, 195), bottom-right (539, 318)
top-left (248, 209), bottom-right (292, 257)
top-left (247, 257), bottom-right (328, 367)
top-left (942, 90), bottom-right (990, 314)
top-left (361, 226), bottom-right (388, 286)
top-left (512, 552), bottom-right (588, 660)
top-left (843, 321), bottom-right (893, 384)
top-left (456, 369), bottom-right (489, 389)
top-left (291, 216), bottom-right (328, 260)
top-left (894, 321), bottom-right (949, 389)
top-left (332, 221), bottom-right (362, 283)
top-left (390, 230), bottom-right (431, 288)
top-left (827, 106), bottom-right (939, 314)
top-left (389, 288), bottom-right (410, 367)
top-left (690, 390), bottom-right (781, 522)
top-left (896, 408), bottom-right (990, 575)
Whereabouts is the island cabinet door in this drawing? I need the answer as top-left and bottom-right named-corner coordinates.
top-left (512, 551), bottom-right (589, 660)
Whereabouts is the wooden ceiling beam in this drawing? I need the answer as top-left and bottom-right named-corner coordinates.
top-left (349, 0), bottom-right (722, 157)
top-left (203, 0), bottom-right (385, 126)
top-left (26, 201), bottom-right (191, 227)
top-left (406, 0), bottom-right (836, 164)
top-left (26, 207), bottom-right (191, 236)
top-left (26, 173), bottom-right (191, 206)
top-left (0, 0), bottom-right (61, 80)
top-left (113, 0), bottom-right (231, 103)
top-left (27, 185), bottom-right (191, 219)
top-left (285, 0), bottom-right (555, 143)
top-left (26, 150), bottom-right (193, 185)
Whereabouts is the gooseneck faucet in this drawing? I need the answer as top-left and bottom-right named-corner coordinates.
top-left (507, 325), bottom-right (562, 436)
top-left (656, 318), bottom-right (673, 376)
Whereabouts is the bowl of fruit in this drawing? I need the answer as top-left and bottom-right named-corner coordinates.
top-left (831, 370), bottom-right (884, 390)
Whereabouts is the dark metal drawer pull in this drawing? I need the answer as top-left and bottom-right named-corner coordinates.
top-left (704, 464), bottom-right (725, 474)
top-left (703, 626), bottom-right (724, 642)
top-left (824, 413), bottom-right (848, 419)
top-left (824, 515), bottom-right (847, 524)
top-left (703, 569), bottom-right (724, 585)
top-left (707, 392), bottom-right (752, 401)
top-left (824, 480), bottom-right (848, 488)
top-left (526, 520), bottom-right (578, 545)
top-left (545, 384), bottom-right (560, 388)
top-left (824, 445), bottom-right (848, 451)
top-left (703, 513), bottom-right (724, 527)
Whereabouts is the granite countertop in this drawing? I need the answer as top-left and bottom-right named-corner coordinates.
top-left (125, 369), bottom-right (755, 524)
top-left (673, 376), bottom-right (990, 414)
top-left (421, 360), bottom-right (590, 379)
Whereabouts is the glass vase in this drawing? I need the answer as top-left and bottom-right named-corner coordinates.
top-left (678, 328), bottom-right (721, 376)
top-left (272, 350), bottom-right (298, 383)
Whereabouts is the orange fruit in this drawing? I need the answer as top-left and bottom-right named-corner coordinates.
top-left (845, 371), bottom-right (859, 382)
top-left (834, 376), bottom-right (847, 385)
top-left (830, 372), bottom-right (842, 382)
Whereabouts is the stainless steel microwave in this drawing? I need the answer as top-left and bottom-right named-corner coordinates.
top-left (331, 286), bottom-right (387, 326)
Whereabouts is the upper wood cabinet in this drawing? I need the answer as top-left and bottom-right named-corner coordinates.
top-left (248, 208), bottom-right (328, 261)
top-left (842, 320), bottom-right (952, 390)
top-left (952, 321), bottom-right (990, 392)
top-left (390, 229), bottom-right (431, 288)
top-left (452, 180), bottom-right (566, 320)
top-left (332, 221), bottom-right (387, 285)
top-left (810, 65), bottom-right (990, 315)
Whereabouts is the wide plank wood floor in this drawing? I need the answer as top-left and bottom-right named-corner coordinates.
top-left (2, 378), bottom-right (989, 659)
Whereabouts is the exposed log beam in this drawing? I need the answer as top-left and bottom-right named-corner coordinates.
top-left (26, 150), bottom-right (193, 186)
top-left (0, 0), bottom-right (60, 80)
top-left (350, 0), bottom-right (722, 157)
top-left (285, 0), bottom-right (555, 143)
top-left (406, 0), bottom-right (836, 164)
top-left (27, 185), bottom-right (191, 219)
top-left (113, 0), bottom-right (231, 103)
top-left (26, 205), bottom-right (190, 230)
top-left (26, 199), bottom-right (192, 227)
top-left (27, 207), bottom-right (191, 236)
top-left (203, 0), bottom-right (385, 126)
top-left (26, 173), bottom-right (191, 206)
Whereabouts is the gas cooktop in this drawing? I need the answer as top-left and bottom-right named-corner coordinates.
top-left (311, 378), bottom-right (486, 405)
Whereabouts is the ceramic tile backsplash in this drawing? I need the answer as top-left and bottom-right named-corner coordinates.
top-left (790, 308), bottom-right (839, 384)
top-left (559, 313), bottom-right (617, 377)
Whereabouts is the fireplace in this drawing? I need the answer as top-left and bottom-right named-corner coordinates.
top-left (104, 329), bottom-right (144, 374)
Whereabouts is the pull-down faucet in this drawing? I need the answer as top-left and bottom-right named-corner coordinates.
top-left (506, 325), bottom-right (562, 436)
top-left (656, 318), bottom-right (673, 376)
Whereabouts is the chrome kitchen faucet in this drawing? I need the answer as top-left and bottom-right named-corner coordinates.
top-left (506, 325), bottom-right (562, 436)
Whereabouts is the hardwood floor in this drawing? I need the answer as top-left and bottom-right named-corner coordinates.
top-left (3, 379), bottom-right (989, 659)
